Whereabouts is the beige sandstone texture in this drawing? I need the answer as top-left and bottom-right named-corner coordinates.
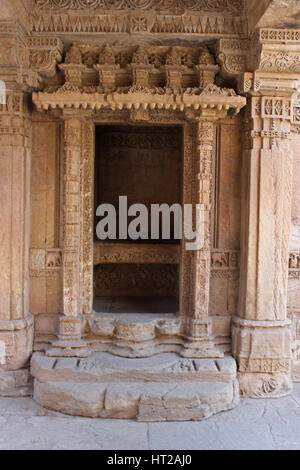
top-left (0, 0), bottom-right (299, 422)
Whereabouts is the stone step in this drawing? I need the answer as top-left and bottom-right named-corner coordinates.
top-left (33, 378), bottom-right (239, 421)
top-left (31, 351), bottom-right (236, 384)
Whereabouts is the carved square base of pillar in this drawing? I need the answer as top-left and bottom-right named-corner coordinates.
top-left (57, 316), bottom-right (82, 340)
top-left (46, 344), bottom-right (90, 358)
top-left (187, 318), bottom-right (212, 339)
top-left (0, 316), bottom-right (34, 370)
top-left (46, 316), bottom-right (90, 358)
top-left (181, 318), bottom-right (223, 358)
top-left (180, 340), bottom-right (224, 358)
top-left (232, 317), bottom-right (292, 374)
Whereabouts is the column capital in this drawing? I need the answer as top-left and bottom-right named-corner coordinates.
top-left (0, 20), bottom-right (38, 90)
top-left (218, 28), bottom-right (300, 98)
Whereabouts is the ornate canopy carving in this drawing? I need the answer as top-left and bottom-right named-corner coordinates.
top-left (32, 43), bottom-right (246, 118)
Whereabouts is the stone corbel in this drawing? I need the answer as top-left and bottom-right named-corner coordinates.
top-left (28, 37), bottom-right (63, 79)
top-left (217, 38), bottom-right (250, 79)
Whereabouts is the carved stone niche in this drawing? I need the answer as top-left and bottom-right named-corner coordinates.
top-left (32, 43), bottom-right (245, 116)
top-left (31, 42), bottom-right (246, 360)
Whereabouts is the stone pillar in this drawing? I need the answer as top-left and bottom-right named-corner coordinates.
top-left (0, 86), bottom-right (34, 395)
top-left (182, 119), bottom-right (221, 358)
top-left (47, 116), bottom-right (89, 357)
top-left (0, 18), bottom-right (38, 395)
top-left (217, 27), bottom-right (300, 397)
top-left (233, 87), bottom-right (297, 397)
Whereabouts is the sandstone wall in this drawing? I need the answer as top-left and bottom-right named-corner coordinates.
top-left (29, 117), bottom-right (61, 340)
top-left (210, 114), bottom-right (242, 349)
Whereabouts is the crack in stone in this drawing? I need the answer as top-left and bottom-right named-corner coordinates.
top-left (147, 423), bottom-right (150, 450)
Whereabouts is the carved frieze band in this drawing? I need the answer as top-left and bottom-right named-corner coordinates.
top-left (29, 248), bottom-right (62, 277)
top-left (31, 13), bottom-right (245, 36)
top-left (238, 358), bottom-right (290, 374)
top-left (31, 0), bottom-right (245, 36)
top-left (94, 243), bottom-right (180, 265)
top-left (34, 0), bottom-right (243, 15)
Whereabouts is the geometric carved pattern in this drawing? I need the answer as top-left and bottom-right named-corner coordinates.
top-left (238, 358), bottom-right (290, 374)
top-left (31, 14), bottom-right (246, 35)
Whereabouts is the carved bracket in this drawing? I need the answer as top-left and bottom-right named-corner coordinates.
top-left (28, 37), bottom-right (63, 78)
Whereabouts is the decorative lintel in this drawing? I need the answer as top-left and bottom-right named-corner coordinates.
top-left (32, 84), bottom-right (246, 118)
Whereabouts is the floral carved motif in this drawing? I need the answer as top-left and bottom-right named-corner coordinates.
top-left (259, 51), bottom-right (300, 73)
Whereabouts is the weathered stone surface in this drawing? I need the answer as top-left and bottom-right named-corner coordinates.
top-left (33, 378), bottom-right (239, 421)
top-left (31, 352), bottom-right (236, 384)
top-left (0, 369), bottom-right (32, 397)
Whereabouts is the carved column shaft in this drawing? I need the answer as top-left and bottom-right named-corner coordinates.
top-left (0, 87), bottom-right (33, 372)
top-left (81, 120), bottom-right (95, 316)
top-left (47, 116), bottom-right (90, 357)
top-left (62, 118), bottom-right (81, 317)
top-left (182, 119), bottom-right (221, 358)
top-left (192, 120), bottom-right (214, 319)
top-left (233, 95), bottom-right (294, 396)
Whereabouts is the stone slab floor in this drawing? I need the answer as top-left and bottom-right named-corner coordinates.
top-left (0, 383), bottom-right (299, 450)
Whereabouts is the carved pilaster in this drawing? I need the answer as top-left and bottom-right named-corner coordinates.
top-left (81, 120), bottom-right (94, 316)
top-left (47, 117), bottom-right (89, 357)
top-left (181, 120), bottom-right (221, 358)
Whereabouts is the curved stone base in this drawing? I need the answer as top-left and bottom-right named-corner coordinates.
top-left (31, 351), bottom-right (239, 421)
top-left (33, 378), bottom-right (239, 421)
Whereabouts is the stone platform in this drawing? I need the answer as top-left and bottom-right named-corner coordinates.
top-left (31, 352), bottom-right (239, 421)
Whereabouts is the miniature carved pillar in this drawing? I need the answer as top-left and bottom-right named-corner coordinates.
top-left (47, 116), bottom-right (89, 357)
top-left (181, 120), bottom-right (221, 358)
top-left (0, 86), bottom-right (34, 393)
top-left (232, 93), bottom-right (295, 396)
